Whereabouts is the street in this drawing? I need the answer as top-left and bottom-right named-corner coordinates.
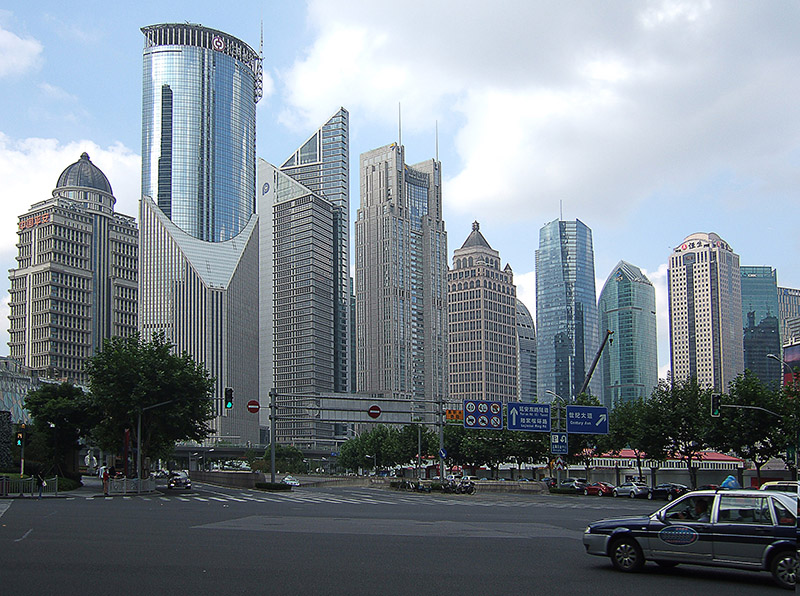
top-left (0, 483), bottom-right (783, 595)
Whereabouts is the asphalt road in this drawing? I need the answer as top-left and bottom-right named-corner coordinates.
top-left (0, 483), bottom-right (784, 596)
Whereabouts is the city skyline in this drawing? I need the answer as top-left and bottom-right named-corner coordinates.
top-left (1, 2), bottom-right (799, 378)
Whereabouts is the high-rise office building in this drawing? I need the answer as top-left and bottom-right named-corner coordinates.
top-left (778, 287), bottom-right (800, 345)
top-left (447, 222), bottom-right (517, 404)
top-left (597, 261), bottom-right (658, 408)
top-left (355, 143), bottom-right (448, 421)
top-left (8, 153), bottom-right (138, 385)
top-left (515, 299), bottom-right (536, 402)
top-left (257, 159), bottom-right (336, 448)
top-left (139, 23), bottom-right (261, 445)
top-left (280, 108), bottom-right (350, 393)
top-left (741, 266), bottom-right (780, 385)
top-left (535, 219), bottom-right (599, 402)
top-left (667, 232), bottom-right (743, 391)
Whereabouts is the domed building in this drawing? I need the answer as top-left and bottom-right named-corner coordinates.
top-left (8, 153), bottom-right (138, 384)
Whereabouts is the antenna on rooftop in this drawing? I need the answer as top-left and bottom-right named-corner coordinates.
top-left (435, 120), bottom-right (439, 162)
top-left (398, 102), bottom-right (402, 147)
top-left (560, 200), bottom-right (563, 221)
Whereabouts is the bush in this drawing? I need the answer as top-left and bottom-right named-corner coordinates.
top-left (255, 482), bottom-right (292, 491)
top-left (55, 476), bottom-right (82, 491)
top-left (549, 487), bottom-right (580, 495)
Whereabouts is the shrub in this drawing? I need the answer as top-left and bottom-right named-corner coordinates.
top-left (254, 482), bottom-right (292, 491)
top-left (548, 487), bottom-right (580, 495)
top-left (56, 476), bottom-right (82, 491)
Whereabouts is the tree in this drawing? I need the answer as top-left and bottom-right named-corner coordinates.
top-left (565, 393), bottom-right (604, 480)
top-left (23, 382), bottom-right (92, 476)
top-left (85, 332), bottom-right (215, 467)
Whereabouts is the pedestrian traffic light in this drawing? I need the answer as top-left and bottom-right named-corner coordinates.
top-left (224, 387), bottom-right (233, 409)
top-left (15, 431), bottom-right (23, 446)
top-left (710, 393), bottom-right (721, 417)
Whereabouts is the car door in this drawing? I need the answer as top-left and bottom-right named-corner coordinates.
top-left (712, 495), bottom-right (776, 566)
top-left (646, 495), bottom-right (715, 562)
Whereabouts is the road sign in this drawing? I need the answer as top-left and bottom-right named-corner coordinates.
top-left (554, 457), bottom-right (566, 470)
top-left (463, 400), bottom-right (502, 429)
top-left (445, 409), bottom-right (464, 422)
top-left (566, 405), bottom-right (609, 434)
top-left (507, 403), bottom-right (551, 432)
top-left (368, 405), bottom-right (382, 419)
top-left (550, 432), bottom-right (568, 454)
top-left (246, 400), bottom-right (260, 413)
top-left (439, 447), bottom-right (447, 459)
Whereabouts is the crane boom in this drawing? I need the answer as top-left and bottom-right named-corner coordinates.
top-left (577, 329), bottom-right (613, 397)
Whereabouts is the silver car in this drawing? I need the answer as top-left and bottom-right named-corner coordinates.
top-left (613, 481), bottom-right (650, 499)
top-left (583, 489), bottom-right (797, 590)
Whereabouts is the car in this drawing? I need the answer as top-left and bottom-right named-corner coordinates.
top-left (167, 471), bottom-right (191, 490)
top-left (560, 477), bottom-right (588, 491)
top-left (584, 482), bottom-right (615, 497)
top-left (613, 481), bottom-right (650, 499)
top-left (540, 477), bottom-right (557, 488)
top-left (583, 489), bottom-right (797, 590)
top-left (648, 483), bottom-right (688, 501)
top-left (760, 481), bottom-right (798, 494)
top-left (282, 475), bottom-right (300, 487)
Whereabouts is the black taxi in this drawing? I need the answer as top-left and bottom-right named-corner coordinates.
top-left (583, 489), bottom-right (797, 589)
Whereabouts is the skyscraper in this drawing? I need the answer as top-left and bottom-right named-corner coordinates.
top-left (280, 108), bottom-right (350, 393)
top-left (515, 299), bottom-right (537, 402)
top-left (741, 266), bottom-right (780, 386)
top-left (257, 159), bottom-right (336, 448)
top-left (9, 153), bottom-right (138, 384)
top-left (139, 23), bottom-right (261, 445)
top-left (667, 232), bottom-right (743, 391)
top-left (597, 261), bottom-right (658, 408)
top-left (535, 219), bottom-right (599, 402)
top-left (778, 287), bottom-right (800, 345)
top-left (447, 222), bottom-right (517, 404)
top-left (355, 143), bottom-right (448, 421)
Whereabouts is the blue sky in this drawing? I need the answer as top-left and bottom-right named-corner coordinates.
top-left (1, 1), bottom-right (799, 375)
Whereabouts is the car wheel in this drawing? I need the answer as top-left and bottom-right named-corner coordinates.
top-left (629, 491), bottom-right (636, 499)
top-left (584, 489), bottom-right (589, 496)
top-left (613, 490), bottom-right (618, 498)
top-left (647, 491), bottom-right (653, 500)
top-left (771, 550), bottom-right (797, 590)
top-left (667, 492), bottom-right (674, 502)
top-left (596, 489), bottom-right (603, 497)
top-left (655, 560), bottom-right (679, 568)
top-left (610, 537), bottom-right (644, 572)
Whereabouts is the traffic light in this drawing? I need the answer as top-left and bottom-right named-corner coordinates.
top-left (710, 393), bottom-right (721, 418)
top-left (224, 387), bottom-right (234, 409)
top-left (15, 431), bottom-right (23, 446)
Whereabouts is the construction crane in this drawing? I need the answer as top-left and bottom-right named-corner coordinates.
top-left (577, 329), bottom-right (614, 397)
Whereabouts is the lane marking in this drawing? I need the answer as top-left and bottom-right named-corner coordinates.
top-left (0, 500), bottom-right (11, 519)
top-left (15, 529), bottom-right (32, 542)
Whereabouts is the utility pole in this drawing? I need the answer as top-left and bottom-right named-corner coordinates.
top-left (269, 388), bottom-right (277, 484)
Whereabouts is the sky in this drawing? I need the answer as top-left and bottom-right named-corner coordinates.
top-left (1, 1), bottom-right (799, 377)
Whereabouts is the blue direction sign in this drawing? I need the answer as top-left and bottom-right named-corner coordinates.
top-left (566, 405), bottom-right (609, 434)
top-left (463, 400), bottom-right (503, 430)
top-left (507, 403), bottom-right (551, 432)
top-left (551, 432), bottom-right (568, 455)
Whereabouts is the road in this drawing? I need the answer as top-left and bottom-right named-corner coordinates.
top-left (0, 483), bottom-right (782, 595)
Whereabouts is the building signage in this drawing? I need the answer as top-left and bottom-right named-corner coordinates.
top-left (18, 212), bottom-right (51, 230)
top-left (506, 403), bottom-right (550, 432)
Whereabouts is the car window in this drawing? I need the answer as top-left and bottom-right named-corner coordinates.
top-left (717, 496), bottom-right (771, 525)
top-left (664, 496), bottom-right (713, 521)
top-left (771, 498), bottom-right (796, 527)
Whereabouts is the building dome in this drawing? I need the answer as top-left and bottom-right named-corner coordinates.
top-left (56, 152), bottom-right (113, 194)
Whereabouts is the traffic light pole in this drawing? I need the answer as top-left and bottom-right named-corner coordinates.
top-left (19, 426), bottom-right (25, 478)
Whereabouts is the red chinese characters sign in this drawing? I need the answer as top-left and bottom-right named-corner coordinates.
top-left (19, 212), bottom-right (51, 230)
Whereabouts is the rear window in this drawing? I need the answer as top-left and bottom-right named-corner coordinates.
top-left (718, 496), bottom-right (772, 525)
top-left (771, 498), bottom-right (796, 527)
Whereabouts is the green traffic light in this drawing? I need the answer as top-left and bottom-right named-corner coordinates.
top-left (710, 393), bottom-right (721, 418)
top-left (224, 387), bottom-right (233, 409)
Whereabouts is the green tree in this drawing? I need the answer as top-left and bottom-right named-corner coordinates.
top-left (85, 332), bottom-right (215, 468)
top-left (260, 444), bottom-right (306, 474)
top-left (23, 382), bottom-right (92, 475)
top-left (565, 393), bottom-right (604, 480)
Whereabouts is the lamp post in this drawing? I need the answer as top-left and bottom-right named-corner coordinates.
top-left (546, 390), bottom-right (567, 485)
top-left (767, 353), bottom-right (798, 480)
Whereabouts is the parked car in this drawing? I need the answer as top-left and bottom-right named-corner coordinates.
top-left (282, 475), bottom-right (301, 487)
top-left (613, 481), bottom-right (649, 499)
top-left (167, 470), bottom-right (191, 491)
top-left (541, 477), bottom-right (557, 488)
top-left (760, 481), bottom-right (798, 494)
top-left (584, 482), bottom-right (615, 497)
top-left (648, 483), bottom-right (688, 501)
top-left (583, 489), bottom-right (797, 590)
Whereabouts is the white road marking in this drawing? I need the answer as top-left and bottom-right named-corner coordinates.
top-left (15, 529), bottom-right (32, 542)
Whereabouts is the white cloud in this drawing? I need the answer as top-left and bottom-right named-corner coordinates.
top-left (38, 82), bottom-right (78, 102)
top-left (515, 270), bottom-right (536, 316)
top-left (0, 23), bottom-right (42, 77)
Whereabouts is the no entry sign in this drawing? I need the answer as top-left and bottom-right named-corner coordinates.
top-left (367, 405), bottom-right (382, 419)
top-left (247, 400), bottom-right (260, 413)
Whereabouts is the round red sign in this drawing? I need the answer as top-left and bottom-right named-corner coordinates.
top-left (247, 400), bottom-right (260, 413)
top-left (368, 405), bottom-right (382, 419)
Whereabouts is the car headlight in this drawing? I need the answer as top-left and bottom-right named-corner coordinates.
top-left (585, 526), bottom-right (592, 534)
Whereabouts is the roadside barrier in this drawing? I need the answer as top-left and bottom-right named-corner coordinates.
top-left (0, 476), bottom-right (59, 497)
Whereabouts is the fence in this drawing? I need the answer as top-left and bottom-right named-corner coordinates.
top-left (0, 476), bottom-right (59, 497)
top-left (108, 476), bottom-right (156, 495)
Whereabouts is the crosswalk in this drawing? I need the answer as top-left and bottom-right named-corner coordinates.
top-left (66, 487), bottom-right (617, 510)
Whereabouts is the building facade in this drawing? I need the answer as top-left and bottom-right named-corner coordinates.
top-left (355, 144), bottom-right (448, 421)
top-left (515, 299), bottom-right (536, 402)
top-left (535, 219), bottom-right (599, 402)
top-left (139, 23), bottom-right (261, 445)
top-left (8, 153), bottom-right (138, 385)
top-left (740, 266), bottom-right (781, 386)
top-left (667, 232), bottom-right (743, 391)
top-left (597, 261), bottom-right (658, 408)
top-left (778, 287), bottom-right (800, 346)
top-left (447, 222), bottom-right (517, 404)
top-left (280, 108), bottom-right (350, 393)
top-left (257, 159), bottom-right (336, 448)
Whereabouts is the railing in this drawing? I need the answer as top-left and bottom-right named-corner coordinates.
top-left (108, 476), bottom-right (156, 495)
top-left (0, 476), bottom-right (59, 497)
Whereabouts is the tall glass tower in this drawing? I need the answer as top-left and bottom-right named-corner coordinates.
top-left (535, 219), bottom-right (599, 402)
top-left (741, 266), bottom-right (780, 386)
top-left (139, 23), bottom-right (262, 445)
top-left (597, 261), bottom-right (658, 408)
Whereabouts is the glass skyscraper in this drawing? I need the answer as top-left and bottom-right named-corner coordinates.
top-left (741, 266), bottom-right (780, 386)
top-left (139, 23), bottom-right (262, 445)
top-left (535, 219), bottom-right (599, 401)
top-left (597, 261), bottom-right (658, 408)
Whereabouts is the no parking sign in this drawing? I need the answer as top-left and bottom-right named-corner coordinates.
top-left (463, 400), bottom-right (502, 429)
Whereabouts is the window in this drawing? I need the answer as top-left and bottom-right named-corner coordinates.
top-left (771, 498), bottom-right (795, 527)
top-left (717, 496), bottom-right (771, 524)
